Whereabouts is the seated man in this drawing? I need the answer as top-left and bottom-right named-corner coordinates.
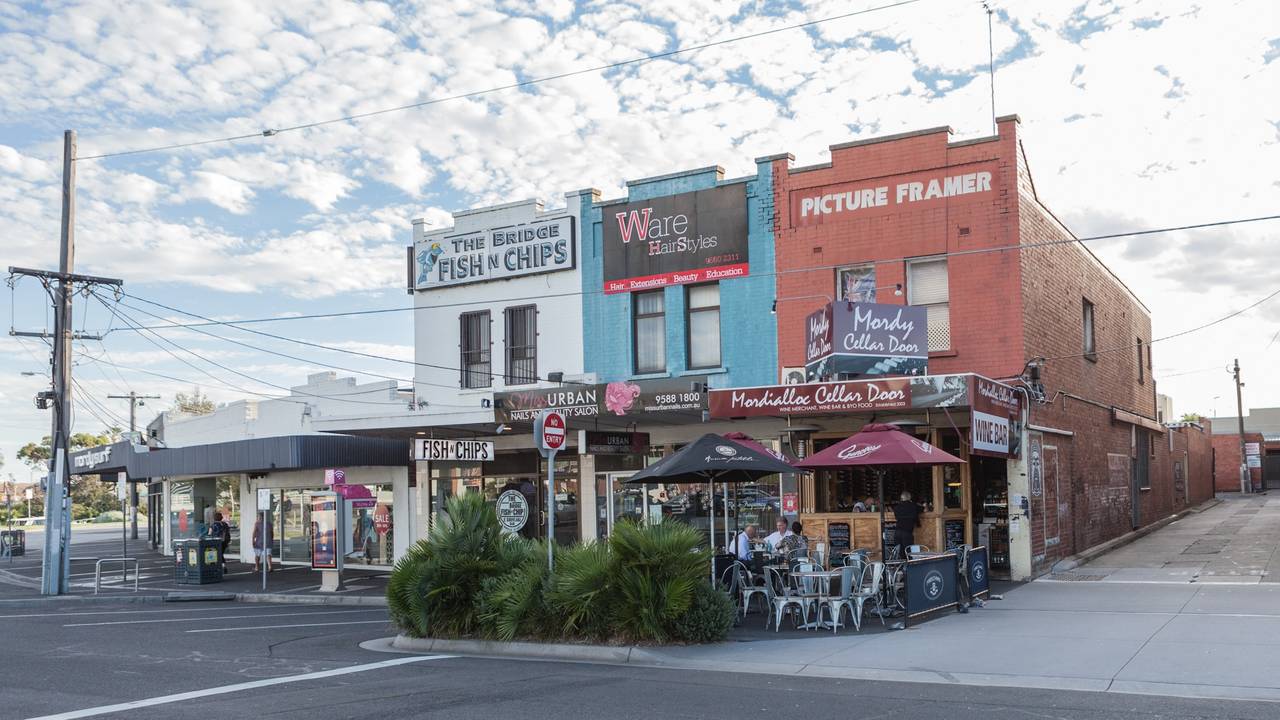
top-left (763, 518), bottom-right (792, 551)
top-left (735, 525), bottom-right (757, 562)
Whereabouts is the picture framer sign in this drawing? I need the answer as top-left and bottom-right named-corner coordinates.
top-left (414, 216), bottom-right (575, 289)
top-left (602, 184), bottom-right (748, 293)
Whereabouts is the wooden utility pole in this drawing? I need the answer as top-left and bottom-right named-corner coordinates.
top-left (9, 131), bottom-right (123, 594)
top-left (108, 392), bottom-right (159, 539)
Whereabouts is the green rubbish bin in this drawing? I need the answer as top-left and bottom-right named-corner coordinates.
top-left (173, 540), bottom-right (190, 582)
top-left (176, 538), bottom-right (224, 584)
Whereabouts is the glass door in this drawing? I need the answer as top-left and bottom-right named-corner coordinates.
top-left (596, 472), bottom-right (640, 539)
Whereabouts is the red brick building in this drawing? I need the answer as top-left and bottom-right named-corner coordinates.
top-left (767, 116), bottom-right (1214, 577)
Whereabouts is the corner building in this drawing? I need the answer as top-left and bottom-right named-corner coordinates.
top-left (766, 115), bottom-right (1213, 578)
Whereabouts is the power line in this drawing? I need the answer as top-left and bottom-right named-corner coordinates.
top-left (74, 0), bottom-right (927, 161)
top-left (103, 212), bottom-right (1280, 333)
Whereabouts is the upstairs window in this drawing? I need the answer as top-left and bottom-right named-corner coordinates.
top-left (460, 311), bottom-right (491, 389)
top-left (504, 305), bottom-right (537, 386)
top-left (686, 283), bottom-right (721, 369)
top-left (1136, 338), bottom-right (1144, 384)
top-left (907, 257), bottom-right (950, 351)
top-left (633, 291), bottom-right (666, 374)
top-left (1083, 299), bottom-right (1096, 357)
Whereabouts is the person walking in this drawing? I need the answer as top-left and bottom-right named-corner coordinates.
top-left (208, 512), bottom-right (231, 571)
top-left (252, 515), bottom-right (274, 573)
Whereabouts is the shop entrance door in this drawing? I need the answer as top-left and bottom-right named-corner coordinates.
top-left (597, 472), bottom-right (639, 539)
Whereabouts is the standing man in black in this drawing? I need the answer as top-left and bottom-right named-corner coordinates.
top-left (891, 491), bottom-right (922, 557)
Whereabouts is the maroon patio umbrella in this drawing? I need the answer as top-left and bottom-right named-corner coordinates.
top-left (795, 423), bottom-right (964, 555)
top-left (722, 432), bottom-right (798, 464)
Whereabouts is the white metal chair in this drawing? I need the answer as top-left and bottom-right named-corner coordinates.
top-left (733, 561), bottom-right (768, 618)
top-left (765, 567), bottom-right (806, 631)
top-left (818, 564), bottom-right (860, 633)
top-left (907, 544), bottom-right (931, 559)
top-left (849, 561), bottom-right (886, 631)
top-left (813, 541), bottom-right (827, 568)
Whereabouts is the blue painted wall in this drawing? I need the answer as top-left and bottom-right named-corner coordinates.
top-left (576, 159), bottom-right (777, 389)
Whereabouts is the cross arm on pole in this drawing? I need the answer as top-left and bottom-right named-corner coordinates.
top-left (7, 266), bottom-right (123, 286)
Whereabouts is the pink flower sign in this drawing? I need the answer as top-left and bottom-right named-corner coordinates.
top-left (604, 381), bottom-right (641, 415)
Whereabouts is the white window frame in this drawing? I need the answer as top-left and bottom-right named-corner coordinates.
top-left (907, 256), bottom-right (950, 352)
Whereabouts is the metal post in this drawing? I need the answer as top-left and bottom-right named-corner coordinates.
top-left (261, 508), bottom-right (268, 591)
top-left (1234, 359), bottom-right (1248, 493)
top-left (121, 496), bottom-right (127, 583)
top-left (546, 456), bottom-right (556, 574)
top-left (108, 391), bottom-right (158, 540)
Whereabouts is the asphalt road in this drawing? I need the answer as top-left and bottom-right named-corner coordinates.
top-left (4, 601), bottom-right (1279, 720)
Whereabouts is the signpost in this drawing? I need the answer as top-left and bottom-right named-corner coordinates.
top-left (535, 410), bottom-right (566, 573)
top-left (256, 487), bottom-right (271, 591)
top-left (117, 472), bottom-right (127, 572)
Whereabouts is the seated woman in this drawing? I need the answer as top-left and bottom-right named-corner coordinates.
top-left (780, 521), bottom-right (809, 554)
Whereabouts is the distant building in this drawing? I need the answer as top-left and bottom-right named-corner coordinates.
top-left (1205, 407), bottom-right (1280, 491)
top-left (1156, 393), bottom-right (1174, 424)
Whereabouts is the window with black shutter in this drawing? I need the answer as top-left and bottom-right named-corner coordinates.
top-left (504, 305), bottom-right (537, 385)
top-left (459, 310), bottom-right (491, 389)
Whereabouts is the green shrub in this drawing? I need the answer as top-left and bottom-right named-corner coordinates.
top-left (607, 520), bottom-right (709, 643)
top-left (476, 539), bottom-right (553, 642)
top-left (387, 541), bottom-right (432, 637)
top-left (674, 580), bottom-right (735, 643)
top-left (547, 541), bottom-right (614, 640)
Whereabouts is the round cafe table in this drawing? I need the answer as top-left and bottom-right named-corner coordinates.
top-left (790, 569), bottom-right (843, 629)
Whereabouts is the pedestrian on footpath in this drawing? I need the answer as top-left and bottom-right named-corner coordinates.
top-left (208, 512), bottom-right (231, 571)
top-left (252, 515), bottom-right (274, 573)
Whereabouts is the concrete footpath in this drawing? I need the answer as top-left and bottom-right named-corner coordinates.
top-left (382, 579), bottom-right (1280, 703)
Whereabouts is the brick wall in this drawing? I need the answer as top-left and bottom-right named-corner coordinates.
top-left (1211, 432), bottom-right (1263, 492)
top-left (771, 118), bottom-right (1025, 379)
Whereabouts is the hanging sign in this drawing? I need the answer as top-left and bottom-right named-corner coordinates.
top-left (324, 468), bottom-right (346, 486)
top-left (804, 301), bottom-right (928, 381)
top-left (496, 490), bottom-right (530, 534)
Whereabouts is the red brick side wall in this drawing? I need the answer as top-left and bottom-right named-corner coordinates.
top-left (1211, 432), bottom-right (1264, 492)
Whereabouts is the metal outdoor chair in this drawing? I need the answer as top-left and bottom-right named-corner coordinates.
top-left (849, 561), bottom-right (887, 631)
top-left (765, 567), bottom-right (807, 632)
top-left (814, 541), bottom-right (827, 568)
top-left (818, 563), bottom-right (860, 634)
top-left (790, 561), bottom-right (825, 629)
top-left (733, 561), bottom-right (768, 618)
top-left (907, 544), bottom-right (931, 559)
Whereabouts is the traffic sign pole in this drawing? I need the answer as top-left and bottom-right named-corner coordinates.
top-left (536, 410), bottom-right (567, 574)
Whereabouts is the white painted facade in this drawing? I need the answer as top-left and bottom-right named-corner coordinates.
top-left (411, 197), bottom-right (592, 416)
top-left (154, 372), bottom-right (411, 447)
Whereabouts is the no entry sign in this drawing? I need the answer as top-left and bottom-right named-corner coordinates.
top-left (539, 410), bottom-right (567, 452)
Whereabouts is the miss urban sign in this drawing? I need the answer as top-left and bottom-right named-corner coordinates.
top-left (414, 216), bottom-right (575, 289)
top-left (602, 185), bottom-right (749, 294)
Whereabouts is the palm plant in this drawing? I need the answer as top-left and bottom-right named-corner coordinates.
top-left (547, 541), bottom-right (614, 640)
top-left (607, 520), bottom-right (709, 643)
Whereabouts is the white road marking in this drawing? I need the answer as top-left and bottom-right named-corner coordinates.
top-left (65, 609), bottom-right (384, 627)
top-left (23, 654), bottom-right (453, 720)
top-left (0, 605), bottom-right (312, 620)
top-left (186, 619), bottom-right (389, 633)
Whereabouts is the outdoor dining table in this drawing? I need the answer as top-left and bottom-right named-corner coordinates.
top-left (789, 568), bottom-right (844, 630)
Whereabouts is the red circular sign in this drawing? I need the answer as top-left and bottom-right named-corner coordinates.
top-left (541, 411), bottom-right (566, 450)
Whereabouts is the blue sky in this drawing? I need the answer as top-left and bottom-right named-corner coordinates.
top-left (1, 0), bottom-right (1278, 474)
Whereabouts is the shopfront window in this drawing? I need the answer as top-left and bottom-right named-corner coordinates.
top-left (170, 480), bottom-right (195, 542)
top-left (633, 290), bottom-right (666, 373)
top-left (837, 264), bottom-right (876, 303)
top-left (938, 429), bottom-right (964, 510)
top-left (908, 257), bottom-right (950, 351)
top-left (686, 283), bottom-right (721, 369)
top-left (348, 483), bottom-right (394, 566)
top-left (279, 488), bottom-right (312, 564)
top-left (214, 476), bottom-right (241, 557)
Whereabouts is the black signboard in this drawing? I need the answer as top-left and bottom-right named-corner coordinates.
top-left (496, 377), bottom-right (706, 423)
top-left (601, 184), bottom-right (749, 294)
top-left (827, 522), bottom-right (851, 552)
top-left (944, 518), bottom-right (965, 550)
top-left (904, 553), bottom-right (958, 619)
top-left (582, 431), bottom-right (650, 455)
top-left (967, 545), bottom-right (990, 599)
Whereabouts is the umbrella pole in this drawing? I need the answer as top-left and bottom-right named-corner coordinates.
top-left (708, 476), bottom-right (716, 587)
top-left (723, 483), bottom-right (730, 551)
top-left (878, 468), bottom-right (887, 560)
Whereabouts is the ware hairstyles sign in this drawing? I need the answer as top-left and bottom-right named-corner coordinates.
top-left (601, 184), bottom-right (749, 293)
top-left (414, 216), bottom-right (575, 289)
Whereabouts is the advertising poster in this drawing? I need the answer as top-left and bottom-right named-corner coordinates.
top-left (414, 216), bottom-right (575, 290)
top-left (310, 494), bottom-right (339, 570)
top-left (602, 185), bottom-right (748, 293)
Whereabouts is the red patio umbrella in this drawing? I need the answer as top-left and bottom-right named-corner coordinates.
top-left (795, 423), bottom-right (964, 556)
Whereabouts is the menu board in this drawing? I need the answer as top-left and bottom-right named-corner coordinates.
top-left (827, 522), bottom-right (851, 552)
top-left (944, 518), bottom-right (966, 549)
top-left (881, 520), bottom-right (897, 555)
